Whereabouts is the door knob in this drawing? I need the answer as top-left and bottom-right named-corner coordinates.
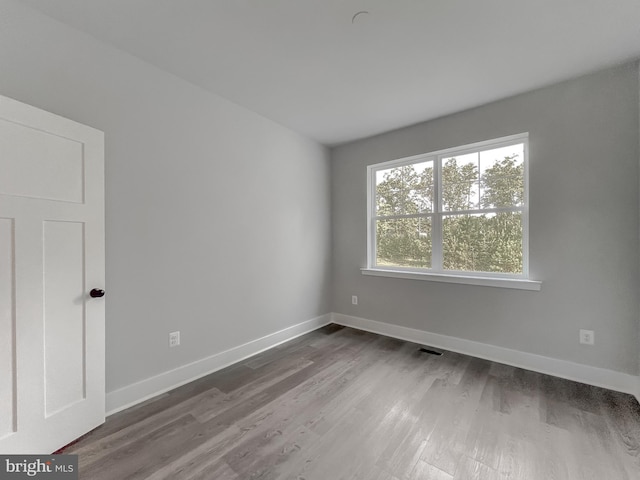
top-left (90, 288), bottom-right (105, 298)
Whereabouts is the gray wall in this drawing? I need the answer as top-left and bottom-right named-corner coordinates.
top-left (0, 0), bottom-right (332, 392)
top-left (332, 62), bottom-right (640, 375)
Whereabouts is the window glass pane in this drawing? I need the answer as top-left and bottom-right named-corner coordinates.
top-left (376, 161), bottom-right (433, 215)
top-left (442, 212), bottom-right (522, 274)
top-left (376, 217), bottom-right (431, 268)
top-left (442, 152), bottom-right (480, 211)
top-left (479, 144), bottom-right (524, 208)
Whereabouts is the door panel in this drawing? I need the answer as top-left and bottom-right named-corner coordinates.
top-left (0, 117), bottom-right (84, 203)
top-left (43, 221), bottom-right (86, 417)
top-left (0, 218), bottom-right (16, 440)
top-left (0, 94), bottom-right (104, 454)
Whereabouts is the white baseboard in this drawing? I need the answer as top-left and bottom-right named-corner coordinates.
top-left (106, 314), bottom-right (332, 415)
top-left (105, 311), bottom-right (639, 415)
top-left (332, 313), bottom-right (639, 398)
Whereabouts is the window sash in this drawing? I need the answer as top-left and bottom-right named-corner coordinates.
top-left (368, 133), bottom-right (529, 279)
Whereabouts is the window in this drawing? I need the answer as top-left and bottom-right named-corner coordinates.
top-left (366, 133), bottom-right (536, 288)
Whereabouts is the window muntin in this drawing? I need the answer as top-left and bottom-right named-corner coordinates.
top-left (369, 134), bottom-right (528, 278)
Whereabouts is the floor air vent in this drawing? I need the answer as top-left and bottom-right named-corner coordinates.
top-left (419, 347), bottom-right (443, 356)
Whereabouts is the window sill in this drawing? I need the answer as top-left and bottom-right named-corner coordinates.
top-left (361, 268), bottom-right (542, 291)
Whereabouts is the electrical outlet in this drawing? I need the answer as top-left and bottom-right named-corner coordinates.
top-left (579, 329), bottom-right (594, 345)
top-left (169, 331), bottom-right (180, 347)
top-left (352, 295), bottom-right (358, 305)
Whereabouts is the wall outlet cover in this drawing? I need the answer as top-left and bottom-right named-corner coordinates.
top-left (169, 331), bottom-right (180, 347)
top-left (579, 329), bottom-right (594, 345)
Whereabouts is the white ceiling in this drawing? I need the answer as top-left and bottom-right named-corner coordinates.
top-left (20, 0), bottom-right (640, 146)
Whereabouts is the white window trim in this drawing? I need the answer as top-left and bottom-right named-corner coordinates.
top-left (361, 268), bottom-right (541, 291)
top-left (365, 133), bottom-right (540, 290)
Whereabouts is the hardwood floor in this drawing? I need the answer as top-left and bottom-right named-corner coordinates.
top-left (64, 325), bottom-right (640, 479)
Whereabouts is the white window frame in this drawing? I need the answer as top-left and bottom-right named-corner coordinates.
top-left (363, 133), bottom-right (541, 291)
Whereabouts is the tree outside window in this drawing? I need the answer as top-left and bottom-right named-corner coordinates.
top-left (371, 136), bottom-right (527, 277)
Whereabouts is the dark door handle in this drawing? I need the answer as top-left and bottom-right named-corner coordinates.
top-left (90, 288), bottom-right (105, 298)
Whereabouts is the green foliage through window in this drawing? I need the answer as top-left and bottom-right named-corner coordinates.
top-left (372, 139), bottom-right (526, 276)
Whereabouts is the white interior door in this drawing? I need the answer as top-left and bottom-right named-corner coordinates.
top-left (0, 94), bottom-right (105, 454)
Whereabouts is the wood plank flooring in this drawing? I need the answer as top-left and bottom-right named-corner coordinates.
top-left (63, 325), bottom-right (640, 479)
